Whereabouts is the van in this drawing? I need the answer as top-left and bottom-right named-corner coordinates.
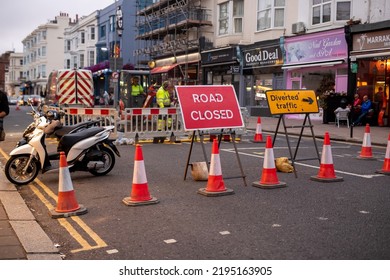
top-left (46, 69), bottom-right (94, 107)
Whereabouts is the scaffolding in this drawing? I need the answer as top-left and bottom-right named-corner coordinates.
top-left (135, 0), bottom-right (212, 84)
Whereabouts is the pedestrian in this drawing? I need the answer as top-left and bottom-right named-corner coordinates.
top-left (352, 95), bottom-right (372, 126)
top-left (103, 90), bottom-right (110, 107)
top-left (0, 89), bottom-right (10, 141)
top-left (130, 76), bottom-right (145, 108)
top-left (374, 86), bottom-right (385, 108)
top-left (334, 99), bottom-right (350, 127)
top-left (351, 93), bottom-right (362, 122)
top-left (156, 81), bottom-right (172, 131)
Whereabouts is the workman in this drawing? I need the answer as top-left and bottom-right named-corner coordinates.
top-left (156, 81), bottom-right (172, 131)
top-left (130, 76), bottom-right (145, 107)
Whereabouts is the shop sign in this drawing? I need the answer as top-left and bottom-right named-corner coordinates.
top-left (201, 47), bottom-right (237, 65)
top-left (353, 30), bottom-right (390, 51)
top-left (175, 85), bottom-right (244, 130)
top-left (243, 46), bottom-right (283, 68)
top-left (266, 90), bottom-right (319, 115)
top-left (284, 30), bottom-right (347, 64)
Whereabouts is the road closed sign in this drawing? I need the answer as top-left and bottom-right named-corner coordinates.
top-left (175, 85), bottom-right (244, 130)
top-left (266, 90), bottom-right (319, 115)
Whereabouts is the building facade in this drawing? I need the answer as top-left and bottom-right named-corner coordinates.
top-left (22, 13), bottom-right (74, 95)
top-left (5, 52), bottom-right (24, 96)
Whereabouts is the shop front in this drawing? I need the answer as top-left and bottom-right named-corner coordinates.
top-left (241, 39), bottom-right (283, 116)
top-left (201, 46), bottom-right (240, 99)
top-left (283, 28), bottom-right (349, 123)
top-left (348, 21), bottom-right (390, 127)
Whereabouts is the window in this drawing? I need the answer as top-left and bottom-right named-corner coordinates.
top-left (66, 40), bottom-right (71, 51)
top-left (42, 30), bottom-right (47, 40)
top-left (110, 16), bottom-right (116, 32)
top-left (233, 0), bottom-right (244, 33)
top-left (88, 50), bottom-right (95, 66)
top-left (79, 54), bottom-right (85, 68)
top-left (336, 1), bottom-right (351, 21)
top-left (90, 27), bottom-right (95, 40)
top-left (312, 0), bottom-right (350, 25)
top-left (81, 32), bottom-right (85, 44)
top-left (257, 0), bottom-right (285, 31)
top-left (66, 59), bottom-right (71, 69)
top-left (218, 0), bottom-right (244, 35)
top-left (218, 2), bottom-right (229, 35)
top-left (41, 46), bottom-right (46, 57)
top-left (100, 25), bottom-right (106, 38)
top-left (41, 65), bottom-right (46, 78)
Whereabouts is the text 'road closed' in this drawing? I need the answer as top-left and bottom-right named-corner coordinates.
top-left (175, 85), bottom-right (244, 130)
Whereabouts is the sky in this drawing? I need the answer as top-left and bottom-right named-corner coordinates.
top-left (0, 0), bottom-right (116, 54)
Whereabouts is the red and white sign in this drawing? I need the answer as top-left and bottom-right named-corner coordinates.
top-left (175, 85), bottom-right (244, 130)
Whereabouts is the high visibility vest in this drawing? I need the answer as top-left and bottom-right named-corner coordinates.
top-left (156, 87), bottom-right (170, 108)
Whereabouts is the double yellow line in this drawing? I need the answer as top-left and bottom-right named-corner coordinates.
top-left (0, 148), bottom-right (107, 254)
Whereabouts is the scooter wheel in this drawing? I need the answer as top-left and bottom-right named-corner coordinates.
top-left (89, 147), bottom-right (116, 176)
top-left (5, 154), bottom-right (40, 185)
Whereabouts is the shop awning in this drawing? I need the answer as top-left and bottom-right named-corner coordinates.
top-left (350, 51), bottom-right (390, 60)
top-left (281, 59), bottom-right (345, 70)
top-left (151, 64), bottom-right (177, 74)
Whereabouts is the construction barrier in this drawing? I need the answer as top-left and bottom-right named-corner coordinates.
top-left (51, 106), bottom-right (248, 143)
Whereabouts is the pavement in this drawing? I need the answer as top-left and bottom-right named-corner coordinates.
top-left (0, 115), bottom-right (389, 260)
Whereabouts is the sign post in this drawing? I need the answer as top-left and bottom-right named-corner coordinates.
top-left (175, 85), bottom-right (246, 186)
top-left (266, 89), bottom-right (321, 178)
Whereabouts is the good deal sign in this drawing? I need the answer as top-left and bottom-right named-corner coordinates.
top-left (175, 85), bottom-right (244, 131)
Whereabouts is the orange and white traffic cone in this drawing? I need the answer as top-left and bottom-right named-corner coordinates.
top-left (311, 132), bottom-right (343, 182)
top-left (376, 133), bottom-right (390, 175)
top-left (50, 152), bottom-right (87, 218)
top-left (358, 124), bottom-right (374, 160)
top-left (253, 135), bottom-right (287, 189)
top-left (123, 144), bottom-right (159, 206)
top-left (252, 117), bottom-right (264, 143)
top-left (198, 138), bottom-right (234, 196)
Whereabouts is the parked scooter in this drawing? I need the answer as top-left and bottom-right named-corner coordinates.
top-left (5, 103), bottom-right (120, 185)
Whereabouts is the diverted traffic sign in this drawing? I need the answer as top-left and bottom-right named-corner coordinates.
top-left (175, 85), bottom-right (244, 130)
top-left (266, 90), bottom-right (319, 115)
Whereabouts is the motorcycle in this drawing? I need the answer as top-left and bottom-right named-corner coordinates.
top-left (5, 103), bottom-right (120, 185)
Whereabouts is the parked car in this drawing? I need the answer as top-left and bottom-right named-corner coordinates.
top-left (7, 96), bottom-right (18, 105)
top-left (29, 95), bottom-right (42, 106)
top-left (17, 95), bottom-right (42, 106)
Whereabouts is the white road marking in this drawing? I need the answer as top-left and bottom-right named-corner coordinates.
top-left (221, 149), bottom-right (385, 179)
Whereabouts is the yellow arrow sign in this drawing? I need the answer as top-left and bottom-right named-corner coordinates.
top-left (266, 90), bottom-right (319, 115)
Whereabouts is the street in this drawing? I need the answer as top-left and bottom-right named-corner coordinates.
top-left (0, 105), bottom-right (389, 260)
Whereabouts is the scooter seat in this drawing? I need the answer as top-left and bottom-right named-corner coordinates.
top-left (54, 121), bottom-right (99, 139)
top-left (58, 127), bottom-right (105, 154)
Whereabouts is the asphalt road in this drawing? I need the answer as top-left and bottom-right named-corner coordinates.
top-left (1, 105), bottom-right (389, 260)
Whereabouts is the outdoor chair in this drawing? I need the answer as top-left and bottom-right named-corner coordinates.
top-left (336, 110), bottom-right (349, 128)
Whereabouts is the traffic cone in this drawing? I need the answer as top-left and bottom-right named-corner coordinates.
top-left (311, 132), bottom-right (343, 182)
top-left (252, 135), bottom-right (287, 189)
top-left (50, 152), bottom-right (87, 218)
top-left (252, 117), bottom-right (264, 143)
top-left (123, 144), bottom-right (159, 206)
top-left (358, 124), bottom-right (375, 160)
top-left (376, 133), bottom-right (390, 175)
top-left (198, 139), bottom-right (234, 196)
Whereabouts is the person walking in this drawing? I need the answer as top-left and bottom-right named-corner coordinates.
top-left (0, 89), bottom-right (10, 141)
top-left (130, 76), bottom-right (145, 108)
top-left (103, 90), bottom-right (110, 107)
